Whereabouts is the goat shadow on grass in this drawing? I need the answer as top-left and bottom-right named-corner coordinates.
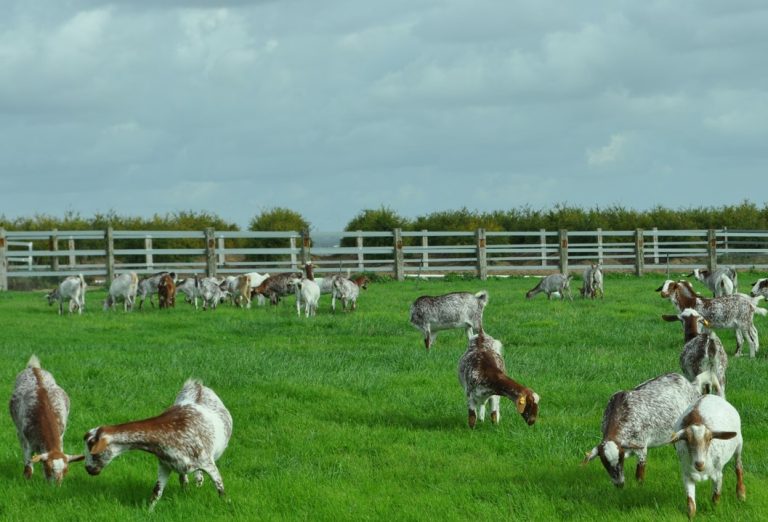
top-left (320, 409), bottom-right (462, 432)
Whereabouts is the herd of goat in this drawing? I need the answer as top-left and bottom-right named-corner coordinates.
top-left (12, 262), bottom-right (768, 516)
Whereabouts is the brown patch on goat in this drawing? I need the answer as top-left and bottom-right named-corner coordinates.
top-left (30, 368), bottom-right (64, 460)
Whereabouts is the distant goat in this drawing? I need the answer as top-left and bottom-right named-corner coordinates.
top-left (689, 267), bottom-right (737, 297)
top-left (9, 355), bottom-right (84, 484)
top-left (158, 274), bottom-right (176, 309)
top-left (410, 291), bottom-right (488, 351)
top-left (136, 272), bottom-right (176, 309)
top-left (83, 379), bottom-right (232, 510)
top-left (331, 276), bottom-right (369, 312)
top-left (46, 274), bottom-right (87, 315)
top-left (289, 276), bottom-right (321, 317)
top-left (581, 263), bottom-right (604, 299)
top-left (526, 273), bottom-right (573, 300)
top-left (103, 272), bottom-right (139, 312)
top-left (252, 273), bottom-right (299, 305)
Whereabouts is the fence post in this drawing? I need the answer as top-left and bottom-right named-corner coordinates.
top-left (558, 229), bottom-right (568, 274)
top-left (300, 230), bottom-right (311, 267)
top-left (421, 230), bottom-right (429, 268)
top-left (289, 236), bottom-right (297, 270)
top-left (707, 229), bottom-right (717, 271)
top-left (634, 229), bottom-right (645, 276)
top-left (204, 227), bottom-right (216, 277)
top-left (105, 227), bottom-right (115, 282)
top-left (68, 237), bottom-right (76, 268)
top-left (0, 228), bottom-right (7, 291)
top-left (652, 227), bottom-right (659, 265)
top-left (476, 228), bottom-right (487, 280)
top-left (596, 228), bottom-right (604, 265)
top-left (540, 229), bottom-right (547, 267)
top-left (217, 236), bottom-right (226, 266)
top-left (722, 226), bottom-right (729, 256)
top-left (50, 229), bottom-right (59, 272)
top-left (357, 230), bottom-right (364, 271)
top-left (393, 228), bottom-right (405, 281)
top-left (145, 236), bottom-right (154, 271)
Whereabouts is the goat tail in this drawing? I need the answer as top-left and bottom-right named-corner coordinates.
top-left (176, 378), bottom-right (206, 405)
top-left (26, 354), bottom-right (41, 369)
top-left (693, 369), bottom-right (720, 396)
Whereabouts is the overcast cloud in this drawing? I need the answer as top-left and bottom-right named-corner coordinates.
top-left (1, 0), bottom-right (767, 230)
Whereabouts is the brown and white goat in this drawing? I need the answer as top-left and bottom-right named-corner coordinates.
top-left (669, 394), bottom-right (744, 519)
top-left (9, 355), bottom-right (84, 484)
top-left (158, 274), bottom-right (176, 309)
top-left (457, 331), bottom-right (539, 428)
top-left (331, 275), bottom-right (370, 312)
top-left (83, 379), bottom-right (233, 510)
top-left (657, 279), bottom-right (766, 358)
top-left (252, 272), bottom-right (299, 305)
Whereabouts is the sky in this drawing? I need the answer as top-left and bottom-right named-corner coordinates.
top-left (1, 0), bottom-right (767, 231)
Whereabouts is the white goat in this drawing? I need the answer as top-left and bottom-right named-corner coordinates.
top-left (526, 273), bottom-right (573, 300)
top-left (103, 272), bottom-right (139, 312)
top-left (289, 276), bottom-right (321, 317)
top-left (9, 355), bottom-right (84, 484)
top-left (83, 379), bottom-right (233, 510)
top-left (670, 394), bottom-right (745, 519)
top-left (46, 274), bottom-right (87, 315)
top-left (690, 267), bottom-right (737, 297)
top-left (331, 275), bottom-right (369, 312)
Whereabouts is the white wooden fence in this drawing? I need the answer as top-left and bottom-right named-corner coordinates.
top-left (1, 227), bottom-right (767, 289)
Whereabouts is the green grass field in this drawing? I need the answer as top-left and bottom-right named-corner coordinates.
top-left (1, 273), bottom-right (767, 521)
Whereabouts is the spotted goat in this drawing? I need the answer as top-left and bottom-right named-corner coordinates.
top-left (457, 331), bottom-right (539, 428)
top-left (409, 290), bottom-right (488, 351)
top-left (331, 275), bottom-right (369, 312)
top-left (662, 308), bottom-right (728, 397)
top-left (657, 279), bottom-right (766, 358)
top-left (580, 263), bottom-right (604, 299)
top-left (83, 379), bottom-right (233, 510)
top-left (583, 373), bottom-right (700, 488)
top-left (9, 355), bottom-right (84, 484)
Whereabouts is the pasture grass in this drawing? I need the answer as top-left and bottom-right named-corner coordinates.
top-left (1, 273), bottom-right (767, 521)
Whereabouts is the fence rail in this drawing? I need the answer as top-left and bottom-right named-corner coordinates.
top-left (1, 227), bottom-right (768, 289)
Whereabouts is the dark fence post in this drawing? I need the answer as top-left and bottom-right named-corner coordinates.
top-left (707, 229), bottom-right (717, 271)
top-left (393, 228), bottom-right (404, 281)
top-left (635, 229), bottom-right (645, 276)
top-left (476, 228), bottom-right (487, 280)
top-left (558, 229), bottom-right (568, 274)
top-left (0, 228), bottom-right (7, 291)
top-left (105, 227), bottom-right (115, 282)
top-left (300, 230), bottom-right (311, 267)
top-left (204, 227), bottom-right (216, 277)
top-left (50, 229), bottom-right (59, 272)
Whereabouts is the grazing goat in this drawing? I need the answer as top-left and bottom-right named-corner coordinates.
top-left (583, 373), bottom-right (700, 488)
top-left (669, 395), bottom-right (744, 519)
top-left (83, 379), bottom-right (233, 510)
top-left (331, 276), bottom-right (369, 312)
top-left (750, 278), bottom-right (768, 299)
top-left (252, 273), bottom-right (300, 305)
top-left (46, 274), bottom-right (87, 315)
top-left (526, 273), bottom-right (573, 300)
top-left (580, 263), bottom-right (604, 299)
top-left (103, 272), bottom-right (139, 312)
top-left (289, 276), bottom-right (321, 317)
top-left (175, 276), bottom-right (201, 309)
top-left (158, 274), bottom-right (176, 309)
top-left (9, 355), bottom-right (84, 484)
top-left (662, 309), bottom-right (728, 397)
top-left (201, 278), bottom-right (228, 311)
top-left (657, 279), bottom-right (766, 358)
top-left (221, 274), bottom-right (251, 308)
top-left (690, 267), bottom-right (737, 297)
top-left (409, 290), bottom-right (488, 351)
top-left (136, 272), bottom-right (176, 309)
top-left (457, 331), bottom-right (539, 428)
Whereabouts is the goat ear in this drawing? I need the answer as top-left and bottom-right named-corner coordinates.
top-left (655, 284), bottom-right (665, 292)
top-left (515, 395), bottom-right (527, 413)
top-left (669, 430), bottom-right (685, 444)
top-left (661, 314), bottom-right (679, 322)
top-left (712, 431), bottom-right (738, 441)
top-left (90, 436), bottom-right (109, 455)
top-left (31, 453), bottom-right (48, 463)
top-left (582, 447), bottom-right (598, 466)
top-left (67, 454), bottom-right (85, 463)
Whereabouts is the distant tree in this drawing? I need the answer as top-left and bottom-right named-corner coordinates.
top-left (248, 207), bottom-right (311, 260)
top-left (341, 207), bottom-right (411, 247)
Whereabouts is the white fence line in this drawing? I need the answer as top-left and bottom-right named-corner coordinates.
top-left (1, 227), bottom-right (768, 289)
